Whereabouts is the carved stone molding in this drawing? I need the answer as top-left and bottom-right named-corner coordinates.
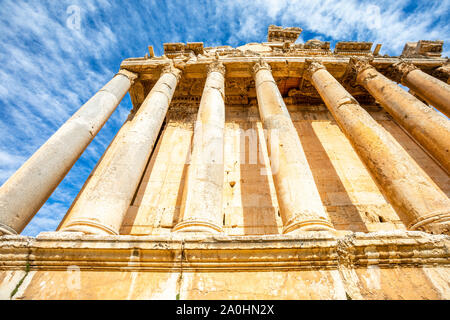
top-left (161, 63), bottom-right (182, 81)
top-left (252, 59), bottom-right (271, 75)
top-left (348, 56), bottom-right (375, 75)
top-left (408, 211), bottom-right (450, 235)
top-left (267, 25), bottom-right (302, 43)
top-left (304, 58), bottom-right (325, 80)
top-left (392, 60), bottom-right (418, 83)
top-left (172, 218), bottom-right (224, 234)
top-left (283, 216), bottom-right (335, 234)
top-left (207, 60), bottom-right (226, 76)
top-left (116, 68), bottom-right (139, 84)
top-left (334, 42), bottom-right (373, 56)
top-left (1, 231), bottom-right (448, 271)
top-left (401, 40), bottom-right (443, 58)
top-left (0, 223), bottom-right (18, 235)
top-left (166, 106), bottom-right (197, 128)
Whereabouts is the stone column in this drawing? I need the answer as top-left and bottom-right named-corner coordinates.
top-left (306, 59), bottom-right (450, 235)
top-left (173, 61), bottom-right (226, 233)
top-left (57, 115), bottom-right (134, 231)
top-left (351, 58), bottom-right (450, 173)
top-left (60, 64), bottom-right (181, 235)
top-left (393, 61), bottom-right (450, 118)
top-left (0, 69), bottom-right (138, 235)
top-left (252, 60), bottom-right (334, 234)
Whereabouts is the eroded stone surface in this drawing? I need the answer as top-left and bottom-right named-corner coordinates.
top-left (0, 231), bottom-right (448, 299)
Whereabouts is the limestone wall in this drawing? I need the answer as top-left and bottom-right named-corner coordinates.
top-left (119, 103), bottom-right (449, 236)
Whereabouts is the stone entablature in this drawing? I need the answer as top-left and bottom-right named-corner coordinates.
top-left (267, 25), bottom-right (302, 43)
top-left (163, 42), bottom-right (204, 58)
top-left (1, 231), bottom-right (448, 271)
top-left (402, 40), bottom-right (444, 58)
top-left (334, 41), bottom-right (373, 56)
top-left (122, 56), bottom-right (447, 109)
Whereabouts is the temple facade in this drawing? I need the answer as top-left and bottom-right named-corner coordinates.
top-left (0, 25), bottom-right (449, 299)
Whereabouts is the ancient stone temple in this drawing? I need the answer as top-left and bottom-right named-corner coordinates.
top-left (1, 25), bottom-right (449, 299)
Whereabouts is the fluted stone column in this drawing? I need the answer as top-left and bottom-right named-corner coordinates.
top-left (60, 64), bottom-right (181, 235)
top-left (351, 58), bottom-right (450, 173)
top-left (0, 69), bottom-right (138, 235)
top-left (252, 60), bottom-right (334, 233)
top-left (392, 61), bottom-right (450, 118)
top-left (306, 59), bottom-right (450, 235)
top-left (173, 61), bottom-right (226, 233)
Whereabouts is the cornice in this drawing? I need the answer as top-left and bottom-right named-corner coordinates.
top-left (392, 60), bottom-right (418, 83)
top-left (121, 56), bottom-right (447, 110)
top-left (121, 57), bottom-right (447, 80)
top-left (0, 231), bottom-right (448, 272)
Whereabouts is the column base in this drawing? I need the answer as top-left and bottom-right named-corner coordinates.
top-left (173, 219), bottom-right (223, 234)
top-left (0, 223), bottom-right (18, 236)
top-left (409, 211), bottom-right (450, 235)
top-left (61, 219), bottom-right (119, 236)
top-left (282, 218), bottom-right (335, 234)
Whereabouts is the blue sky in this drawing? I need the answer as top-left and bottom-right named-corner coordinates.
top-left (0, 0), bottom-right (449, 236)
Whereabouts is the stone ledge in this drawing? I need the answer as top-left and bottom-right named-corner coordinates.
top-left (0, 231), bottom-right (448, 272)
top-left (121, 56), bottom-right (448, 78)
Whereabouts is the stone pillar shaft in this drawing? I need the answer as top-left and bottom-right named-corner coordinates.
top-left (253, 61), bottom-right (334, 233)
top-left (394, 61), bottom-right (450, 118)
top-left (57, 116), bottom-right (133, 231)
top-left (60, 65), bottom-right (181, 235)
top-left (354, 59), bottom-right (450, 173)
top-left (173, 62), bottom-right (226, 233)
top-left (307, 60), bottom-right (450, 235)
top-left (0, 69), bottom-right (137, 235)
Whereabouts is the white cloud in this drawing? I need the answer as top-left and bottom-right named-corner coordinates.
top-left (0, 0), bottom-right (127, 236)
top-left (218, 0), bottom-right (450, 56)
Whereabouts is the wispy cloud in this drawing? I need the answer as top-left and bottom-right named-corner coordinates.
top-left (221, 0), bottom-right (450, 55)
top-left (0, 0), bottom-right (448, 236)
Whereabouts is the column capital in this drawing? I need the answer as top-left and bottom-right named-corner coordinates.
top-left (304, 58), bottom-right (325, 80)
top-left (116, 69), bottom-right (138, 85)
top-left (349, 57), bottom-right (377, 85)
top-left (348, 56), bottom-right (375, 75)
top-left (207, 60), bottom-right (226, 76)
top-left (161, 63), bottom-right (182, 81)
top-left (392, 60), bottom-right (418, 83)
top-left (252, 59), bottom-right (271, 75)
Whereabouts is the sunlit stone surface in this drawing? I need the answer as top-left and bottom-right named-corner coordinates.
top-left (1, 25), bottom-right (449, 300)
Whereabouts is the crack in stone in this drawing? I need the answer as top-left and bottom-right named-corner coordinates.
top-left (175, 239), bottom-right (185, 300)
top-left (10, 244), bottom-right (32, 300)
